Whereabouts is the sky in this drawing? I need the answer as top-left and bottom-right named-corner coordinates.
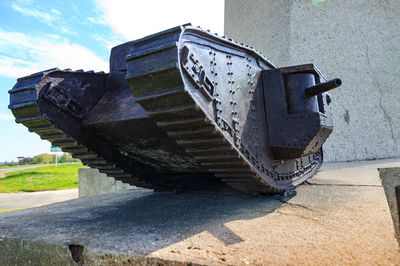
top-left (0, 0), bottom-right (224, 162)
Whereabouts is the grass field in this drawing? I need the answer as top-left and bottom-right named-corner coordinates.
top-left (0, 163), bottom-right (83, 193)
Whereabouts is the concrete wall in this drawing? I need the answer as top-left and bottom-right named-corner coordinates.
top-left (78, 168), bottom-right (132, 197)
top-left (225, 0), bottom-right (400, 162)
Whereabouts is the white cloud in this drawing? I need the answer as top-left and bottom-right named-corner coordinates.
top-left (87, 17), bottom-right (106, 25)
top-left (11, 3), bottom-right (58, 24)
top-left (93, 34), bottom-right (125, 51)
top-left (51, 8), bottom-right (61, 15)
top-left (10, 2), bottom-right (73, 34)
top-left (0, 28), bottom-right (109, 78)
top-left (0, 113), bottom-right (14, 120)
top-left (95, 0), bottom-right (224, 41)
top-left (57, 25), bottom-right (76, 35)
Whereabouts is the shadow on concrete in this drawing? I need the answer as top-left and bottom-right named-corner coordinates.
top-left (0, 189), bottom-right (288, 254)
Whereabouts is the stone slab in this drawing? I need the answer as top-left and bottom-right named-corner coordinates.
top-left (1, 159), bottom-right (399, 265)
top-left (310, 158), bottom-right (400, 186)
top-left (0, 189), bottom-right (78, 212)
top-left (78, 168), bottom-right (132, 197)
top-left (379, 167), bottom-right (400, 244)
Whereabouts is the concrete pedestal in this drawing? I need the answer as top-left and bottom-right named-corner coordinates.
top-left (1, 159), bottom-right (399, 265)
top-left (78, 168), bottom-right (132, 197)
top-left (379, 167), bottom-right (400, 243)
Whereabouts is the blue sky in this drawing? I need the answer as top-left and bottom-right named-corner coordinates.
top-left (0, 0), bottom-right (224, 162)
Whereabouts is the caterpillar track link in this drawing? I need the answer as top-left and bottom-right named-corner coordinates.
top-left (9, 24), bottom-right (341, 193)
top-left (8, 69), bottom-right (154, 189)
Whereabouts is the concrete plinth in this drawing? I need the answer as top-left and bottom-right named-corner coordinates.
top-left (1, 159), bottom-right (399, 265)
top-left (78, 168), bottom-right (133, 197)
top-left (379, 167), bottom-right (400, 243)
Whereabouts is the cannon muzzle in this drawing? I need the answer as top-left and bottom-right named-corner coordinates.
top-left (304, 78), bottom-right (342, 97)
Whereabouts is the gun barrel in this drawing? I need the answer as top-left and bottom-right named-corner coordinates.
top-left (304, 78), bottom-right (342, 97)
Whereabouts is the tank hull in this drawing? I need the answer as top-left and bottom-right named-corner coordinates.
top-left (9, 25), bottom-right (336, 193)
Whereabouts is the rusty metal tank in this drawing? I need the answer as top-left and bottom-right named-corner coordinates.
top-left (8, 24), bottom-right (341, 193)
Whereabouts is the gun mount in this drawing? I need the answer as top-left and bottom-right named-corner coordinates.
top-left (9, 24), bottom-right (341, 193)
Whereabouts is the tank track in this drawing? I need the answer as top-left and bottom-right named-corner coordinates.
top-left (8, 69), bottom-right (155, 190)
top-left (134, 88), bottom-right (276, 193)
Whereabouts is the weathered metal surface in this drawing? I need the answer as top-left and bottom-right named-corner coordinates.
top-left (9, 24), bottom-right (341, 193)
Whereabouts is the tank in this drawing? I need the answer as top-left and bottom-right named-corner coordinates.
top-left (8, 24), bottom-right (341, 194)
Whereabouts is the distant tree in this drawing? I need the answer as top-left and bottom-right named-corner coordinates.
top-left (59, 153), bottom-right (80, 163)
top-left (31, 153), bottom-right (55, 164)
top-left (7, 160), bottom-right (18, 166)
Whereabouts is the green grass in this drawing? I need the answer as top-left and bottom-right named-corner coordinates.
top-left (0, 163), bottom-right (83, 193)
